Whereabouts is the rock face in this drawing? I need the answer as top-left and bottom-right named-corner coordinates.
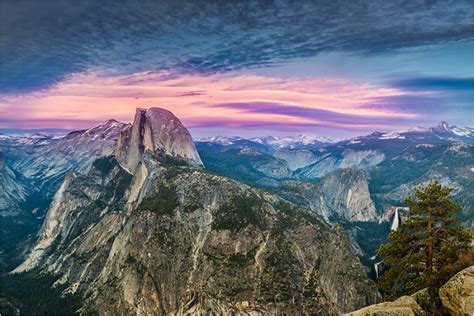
top-left (369, 142), bottom-right (474, 229)
top-left (439, 266), bottom-right (474, 316)
top-left (115, 107), bottom-right (202, 173)
top-left (345, 295), bottom-right (426, 316)
top-left (16, 157), bottom-right (378, 314)
top-left (16, 108), bottom-right (379, 315)
top-left (310, 168), bottom-right (378, 223)
top-left (348, 266), bottom-right (474, 316)
top-left (0, 119), bottom-right (130, 271)
top-left (0, 119), bottom-right (130, 216)
top-left (0, 152), bottom-right (30, 215)
top-left (273, 148), bottom-right (319, 171)
top-left (297, 149), bottom-right (385, 179)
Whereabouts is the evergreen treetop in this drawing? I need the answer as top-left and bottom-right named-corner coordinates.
top-left (377, 181), bottom-right (472, 298)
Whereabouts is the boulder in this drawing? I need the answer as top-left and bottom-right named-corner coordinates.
top-left (344, 295), bottom-right (426, 316)
top-left (439, 266), bottom-right (474, 316)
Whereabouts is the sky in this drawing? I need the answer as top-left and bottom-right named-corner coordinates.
top-left (0, 0), bottom-right (473, 138)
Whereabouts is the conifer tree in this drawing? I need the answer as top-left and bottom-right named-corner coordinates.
top-left (377, 181), bottom-right (472, 297)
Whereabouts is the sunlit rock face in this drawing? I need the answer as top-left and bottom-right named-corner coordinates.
top-left (310, 168), bottom-right (378, 223)
top-left (439, 266), bottom-right (474, 316)
top-left (115, 107), bottom-right (202, 173)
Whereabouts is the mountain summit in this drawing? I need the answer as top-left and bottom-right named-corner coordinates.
top-left (116, 107), bottom-right (202, 173)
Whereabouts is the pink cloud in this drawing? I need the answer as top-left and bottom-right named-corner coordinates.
top-left (0, 70), bottom-right (418, 133)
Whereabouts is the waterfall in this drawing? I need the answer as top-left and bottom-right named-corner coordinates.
top-left (391, 208), bottom-right (400, 231)
top-left (374, 261), bottom-right (383, 279)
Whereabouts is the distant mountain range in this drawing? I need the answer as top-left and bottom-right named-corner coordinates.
top-left (195, 121), bottom-right (474, 149)
top-left (194, 121), bottom-right (473, 184)
top-left (196, 134), bottom-right (333, 150)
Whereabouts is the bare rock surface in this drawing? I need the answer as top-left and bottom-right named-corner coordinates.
top-left (115, 107), bottom-right (202, 173)
top-left (439, 266), bottom-right (474, 316)
top-left (310, 168), bottom-right (378, 223)
top-left (345, 295), bottom-right (426, 316)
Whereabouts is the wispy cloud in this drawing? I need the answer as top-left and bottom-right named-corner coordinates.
top-left (1, 0), bottom-right (473, 93)
top-left (0, 71), bottom-right (422, 134)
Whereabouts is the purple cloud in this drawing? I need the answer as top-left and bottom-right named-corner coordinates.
top-left (211, 101), bottom-right (412, 127)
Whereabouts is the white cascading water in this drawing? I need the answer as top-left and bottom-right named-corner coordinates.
top-left (391, 208), bottom-right (400, 231)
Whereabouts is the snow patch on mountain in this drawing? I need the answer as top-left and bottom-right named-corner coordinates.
top-left (251, 134), bottom-right (333, 149)
top-left (379, 132), bottom-right (405, 140)
top-left (194, 136), bottom-right (244, 145)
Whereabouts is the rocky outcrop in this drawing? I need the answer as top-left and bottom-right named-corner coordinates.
top-left (8, 119), bottom-right (129, 179)
top-left (0, 118), bottom-right (130, 216)
top-left (439, 266), bottom-right (474, 316)
top-left (310, 168), bottom-right (378, 223)
top-left (348, 266), bottom-right (474, 315)
top-left (345, 295), bottom-right (426, 316)
top-left (115, 107), bottom-right (202, 173)
top-left (0, 119), bottom-right (131, 271)
top-left (273, 148), bottom-right (319, 171)
top-left (16, 155), bottom-right (379, 314)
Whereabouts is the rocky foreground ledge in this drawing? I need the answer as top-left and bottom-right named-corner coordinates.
top-left (346, 265), bottom-right (474, 316)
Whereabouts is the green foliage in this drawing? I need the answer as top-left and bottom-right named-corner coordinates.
top-left (377, 181), bottom-right (472, 298)
top-left (436, 245), bottom-right (474, 286)
top-left (104, 169), bottom-right (133, 203)
top-left (342, 221), bottom-right (391, 270)
top-left (259, 239), bottom-right (301, 302)
top-left (0, 271), bottom-right (81, 315)
top-left (369, 143), bottom-right (474, 224)
top-left (138, 185), bottom-right (179, 216)
top-left (196, 145), bottom-right (282, 187)
top-left (92, 156), bottom-right (116, 176)
top-left (212, 195), bottom-right (265, 232)
top-left (157, 151), bottom-right (190, 167)
top-left (1, 188), bottom-right (53, 272)
top-left (0, 215), bottom-right (39, 273)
